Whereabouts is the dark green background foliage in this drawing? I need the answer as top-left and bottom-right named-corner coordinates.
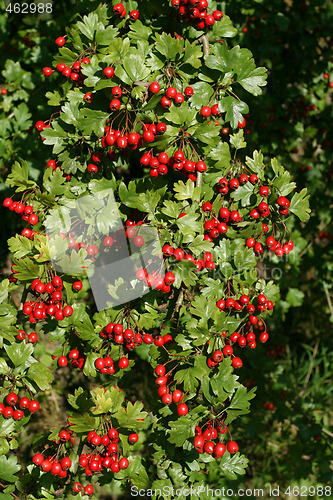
top-left (0, 0), bottom-right (332, 499)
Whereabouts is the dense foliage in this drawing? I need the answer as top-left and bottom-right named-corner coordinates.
top-left (0, 1), bottom-right (331, 499)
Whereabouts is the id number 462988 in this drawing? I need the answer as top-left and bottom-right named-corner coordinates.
top-left (5, 3), bottom-right (53, 14)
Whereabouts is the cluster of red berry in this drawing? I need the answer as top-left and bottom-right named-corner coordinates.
top-left (32, 453), bottom-right (72, 478)
top-left (16, 329), bottom-right (38, 343)
top-left (78, 427), bottom-right (130, 476)
top-left (46, 158), bottom-right (71, 181)
top-left (159, 83), bottom-right (193, 109)
top-left (163, 246), bottom-right (215, 272)
top-left (112, 3), bottom-right (139, 21)
top-left (170, 0), bottom-right (223, 30)
top-left (3, 197), bottom-right (39, 226)
top-left (55, 349), bottom-right (86, 370)
top-left (22, 276), bottom-right (73, 323)
top-left (0, 393), bottom-right (39, 420)
top-left (141, 149), bottom-right (206, 180)
top-left (193, 421), bottom-right (238, 457)
top-left (155, 364), bottom-right (189, 416)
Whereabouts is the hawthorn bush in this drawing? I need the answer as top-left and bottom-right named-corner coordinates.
top-left (1, 1), bottom-right (329, 499)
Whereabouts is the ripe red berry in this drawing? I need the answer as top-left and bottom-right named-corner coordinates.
top-left (19, 397), bottom-right (30, 409)
top-left (130, 10), bottom-right (139, 20)
top-left (58, 356), bottom-right (68, 367)
top-left (149, 81), bottom-right (160, 93)
top-left (185, 86), bottom-right (194, 97)
top-left (33, 453), bottom-right (44, 465)
top-left (172, 390), bottom-right (183, 403)
top-left (227, 440), bottom-right (239, 454)
top-left (73, 280), bottom-right (83, 291)
top-left (55, 36), bottom-right (65, 47)
top-left (84, 485), bottom-right (94, 496)
top-left (43, 67), bottom-right (53, 77)
top-left (118, 357), bottom-right (129, 369)
top-left (231, 357), bottom-right (243, 368)
top-left (129, 433), bottom-right (138, 444)
top-left (119, 457), bottom-right (129, 469)
top-left (177, 403), bottom-right (188, 416)
top-left (103, 66), bottom-right (115, 78)
top-left (6, 392), bottom-right (18, 406)
top-left (200, 106), bottom-right (211, 117)
top-left (161, 96), bottom-right (172, 109)
top-left (238, 117), bottom-right (246, 128)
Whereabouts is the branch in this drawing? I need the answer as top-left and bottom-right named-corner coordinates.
top-left (302, 339), bottom-right (320, 388)
top-left (172, 289), bottom-right (184, 326)
top-left (199, 34), bottom-right (210, 57)
top-left (0, 483), bottom-right (22, 500)
top-left (324, 286), bottom-right (333, 320)
top-left (195, 34), bottom-right (210, 196)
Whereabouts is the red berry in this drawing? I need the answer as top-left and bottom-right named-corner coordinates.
top-left (200, 106), bottom-right (211, 117)
top-left (149, 81), bottom-right (160, 93)
top-left (227, 440), bottom-right (239, 454)
top-left (58, 356), bottom-right (68, 367)
top-left (118, 357), bottom-right (129, 369)
top-left (103, 67), bottom-right (115, 78)
top-left (33, 453), bottom-right (44, 465)
top-left (177, 403), bottom-right (188, 416)
top-left (6, 392), bottom-right (18, 406)
top-left (128, 433), bottom-right (139, 444)
top-left (55, 37), bottom-right (65, 47)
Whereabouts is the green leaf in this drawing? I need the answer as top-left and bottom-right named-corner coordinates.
top-left (212, 14), bottom-right (238, 38)
top-left (188, 235), bottom-right (213, 257)
top-left (161, 200), bottom-right (182, 219)
top-left (289, 188), bottom-right (311, 221)
top-left (174, 179), bottom-right (200, 201)
top-left (225, 386), bottom-right (256, 424)
top-left (95, 26), bottom-right (119, 45)
top-left (155, 33), bottom-right (184, 61)
top-left (7, 235), bottom-right (33, 259)
top-left (43, 168), bottom-right (66, 196)
top-left (6, 160), bottom-right (36, 192)
top-left (189, 81), bottom-right (214, 109)
top-left (168, 405), bottom-right (208, 446)
top-left (76, 12), bottom-right (98, 40)
top-left (13, 103), bottom-right (32, 131)
top-left (81, 109), bottom-right (109, 136)
top-left (5, 343), bottom-right (34, 367)
top-left (192, 121), bottom-right (220, 145)
top-left (220, 96), bottom-right (248, 129)
top-left (13, 258), bottom-right (42, 281)
top-left (230, 129), bottom-right (246, 150)
top-left (235, 63), bottom-right (267, 96)
top-left (231, 182), bottom-right (255, 207)
top-left (27, 362), bottom-right (54, 390)
top-left (0, 455), bottom-right (21, 482)
top-left (69, 412), bottom-right (99, 434)
top-left (115, 455), bottom-right (150, 489)
top-left (286, 288), bottom-right (305, 307)
top-left (115, 401), bottom-right (148, 430)
top-left (181, 40), bottom-right (202, 68)
top-left (91, 386), bottom-right (125, 415)
top-left (0, 358), bottom-right (9, 375)
top-left (246, 150), bottom-right (265, 174)
top-left (219, 452), bottom-right (249, 479)
top-left (123, 52), bottom-right (150, 82)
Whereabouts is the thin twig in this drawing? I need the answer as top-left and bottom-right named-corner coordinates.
top-left (0, 483), bottom-right (22, 500)
top-left (324, 286), bottom-right (333, 320)
top-left (302, 339), bottom-right (320, 388)
top-left (195, 34), bottom-right (210, 196)
top-left (173, 289), bottom-right (184, 326)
